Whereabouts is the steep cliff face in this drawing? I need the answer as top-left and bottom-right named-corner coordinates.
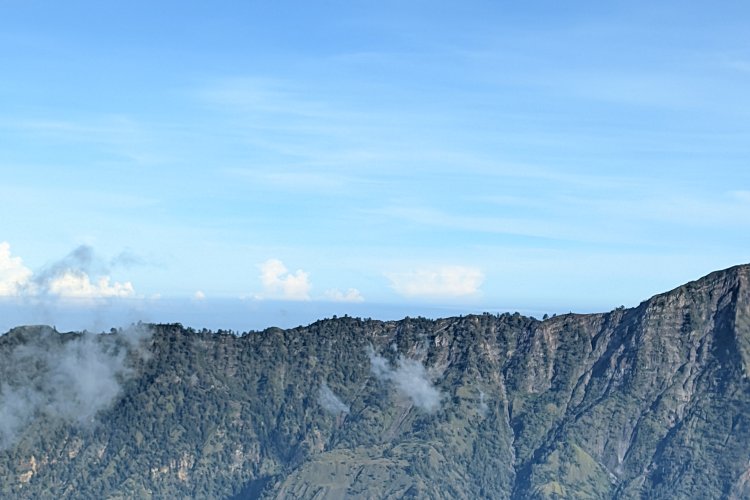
top-left (0, 265), bottom-right (748, 499)
top-left (514, 265), bottom-right (750, 499)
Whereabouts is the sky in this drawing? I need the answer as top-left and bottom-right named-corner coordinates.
top-left (1, 1), bottom-right (749, 332)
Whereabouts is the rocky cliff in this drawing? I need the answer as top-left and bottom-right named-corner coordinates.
top-left (1, 265), bottom-right (748, 498)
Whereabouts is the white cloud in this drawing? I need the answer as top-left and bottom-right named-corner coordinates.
top-left (479, 389), bottom-right (489, 415)
top-left (367, 347), bottom-right (442, 412)
top-left (46, 271), bottom-right (135, 299)
top-left (193, 290), bottom-right (206, 301)
top-left (257, 259), bottom-right (311, 300)
top-left (0, 242), bottom-right (32, 296)
top-left (318, 383), bottom-right (350, 414)
top-left (0, 325), bottom-right (152, 448)
top-left (387, 266), bottom-right (484, 298)
top-left (0, 242), bottom-right (136, 300)
top-left (324, 287), bottom-right (364, 303)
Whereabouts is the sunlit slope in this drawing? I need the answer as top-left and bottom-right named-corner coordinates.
top-left (1, 265), bottom-right (749, 499)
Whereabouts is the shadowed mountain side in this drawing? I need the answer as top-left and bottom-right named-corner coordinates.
top-left (0, 265), bottom-right (749, 499)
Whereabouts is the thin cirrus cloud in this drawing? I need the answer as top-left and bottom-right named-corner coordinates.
top-left (0, 242), bottom-right (136, 300)
top-left (387, 266), bottom-right (484, 299)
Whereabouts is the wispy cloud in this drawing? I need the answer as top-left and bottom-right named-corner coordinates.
top-left (196, 77), bottom-right (338, 119)
top-left (368, 346), bottom-right (441, 412)
top-left (223, 168), bottom-right (367, 194)
top-left (549, 71), bottom-right (705, 109)
top-left (318, 382), bottom-right (350, 414)
top-left (730, 190), bottom-right (750, 203)
top-left (31, 245), bottom-right (136, 299)
top-left (564, 191), bottom-right (750, 229)
top-left (719, 57), bottom-right (750, 74)
top-left (0, 324), bottom-right (152, 448)
top-left (0, 115), bottom-right (173, 166)
top-left (194, 76), bottom-right (374, 156)
top-left (373, 204), bottom-right (569, 241)
top-left (194, 77), bottom-right (479, 176)
top-left (374, 182), bottom-right (750, 250)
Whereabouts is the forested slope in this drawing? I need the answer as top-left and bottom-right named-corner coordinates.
top-left (1, 265), bottom-right (749, 499)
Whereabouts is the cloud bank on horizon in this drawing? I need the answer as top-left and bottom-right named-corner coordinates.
top-left (255, 258), bottom-right (313, 301)
top-left (387, 266), bottom-right (484, 299)
top-left (0, 242), bottom-right (135, 300)
top-left (2, 242), bottom-right (480, 309)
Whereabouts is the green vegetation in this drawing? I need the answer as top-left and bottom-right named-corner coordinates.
top-left (0, 265), bottom-right (749, 499)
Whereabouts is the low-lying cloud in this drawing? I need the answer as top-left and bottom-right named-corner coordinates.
top-left (44, 271), bottom-right (135, 298)
top-left (0, 242), bottom-right (137, 300)
top-left (0, 242), bottom-right (32, 296)
top-left (0, 324), bottom-right (152, 449)
top-left (324, 288), bottom-right (364, 303)
top-left (387, 266), bottom-right (484, 298)
top-left (367, 346), bottom-right (441, 412)
top-left (479, 389), bottom-right (489, 414)
top-left (318, 382), bottom-right (350, 414)
top-left (256, 258), bottom-right (311, 300)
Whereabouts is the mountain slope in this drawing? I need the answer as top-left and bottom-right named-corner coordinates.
top-left (0, 265), bottom-right (749, 499)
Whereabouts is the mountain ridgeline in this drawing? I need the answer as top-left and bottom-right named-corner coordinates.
top-left (1, 265), bottom-right (749, 499)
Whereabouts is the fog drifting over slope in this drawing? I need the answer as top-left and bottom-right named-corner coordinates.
top-left (0, 325), bottom-right (152, 449)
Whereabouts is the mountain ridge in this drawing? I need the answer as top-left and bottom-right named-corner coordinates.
top-left (1, 264), bottom-right (749, 498)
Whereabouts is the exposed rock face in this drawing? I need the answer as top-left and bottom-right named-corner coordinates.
top-left (0, 265), bottom-right (748, 499)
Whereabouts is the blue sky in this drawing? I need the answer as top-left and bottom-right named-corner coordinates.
top-left (1, 1), bottom-right (749, 331)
